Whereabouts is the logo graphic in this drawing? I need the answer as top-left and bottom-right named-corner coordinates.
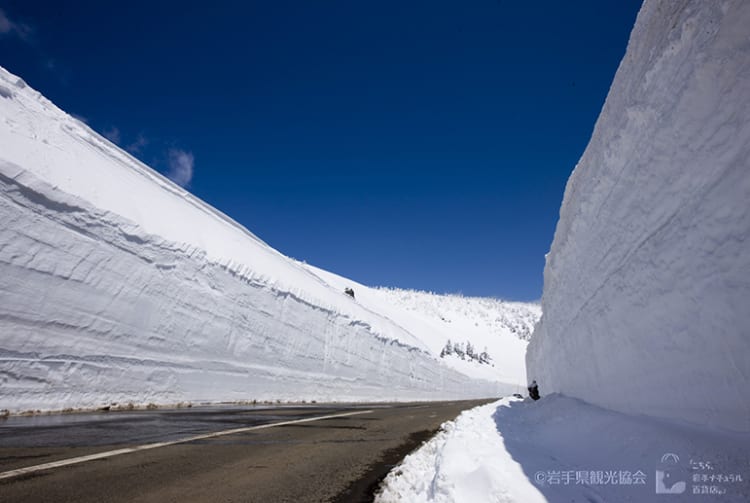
top-left (656, 453), bottom-right (687, 494)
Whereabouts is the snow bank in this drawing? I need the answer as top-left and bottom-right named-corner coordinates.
top-left (378, 396), bottom-right (750, 502)
top-left (527, 0), bottom-right (750, 432)
top-left (376, 398), bottom-right (546, 503)
top-left (0, 65), bottom-right (535, 412)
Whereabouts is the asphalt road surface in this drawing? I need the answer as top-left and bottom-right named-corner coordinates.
top-left (0, 399), bottom-right (494, 502)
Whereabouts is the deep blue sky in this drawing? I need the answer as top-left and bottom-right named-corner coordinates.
top-left (0, 1), bottom-right (642, 301)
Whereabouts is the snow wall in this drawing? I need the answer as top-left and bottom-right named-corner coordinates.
top-left (527, 0), bottom-right (750, 433)
top-left (0, 67), bottom-right (510, 412)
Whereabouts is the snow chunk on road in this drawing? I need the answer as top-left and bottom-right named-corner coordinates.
top-left (378, 395), bottom-right (750, 502)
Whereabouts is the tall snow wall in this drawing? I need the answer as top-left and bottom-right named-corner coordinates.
top-left (0, 66), bottom-right (507, 412)
top-left (527, 0), bottom-right (750, 433)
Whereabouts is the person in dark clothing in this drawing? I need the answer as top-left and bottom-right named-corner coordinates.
top-left (528, 380), bottom-right (540, 400)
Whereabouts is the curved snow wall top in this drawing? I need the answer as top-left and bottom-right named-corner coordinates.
top-left (527, 0), bottom-right (750, 433)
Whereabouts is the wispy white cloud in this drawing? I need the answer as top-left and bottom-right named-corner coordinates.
top-left (0, 9), bottom-right (33, 42)
top-left (0, 12), bottom-right (70, 85)
top-left (103, 126), bottom-right (121, 144)
top-left (126, 133), bottom-right (148, 154)
top-left (100, 127), bottom-right (148, 154)
top-left (167, 149), bottom-right (194, 187)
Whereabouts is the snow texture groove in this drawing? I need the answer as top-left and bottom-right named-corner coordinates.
top-left (527, 0), bottom-right (750, 433)
top-left (0, 66), bottom-right (537, 412)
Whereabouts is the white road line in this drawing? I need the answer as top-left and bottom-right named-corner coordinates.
top-left (0, 409), bottom-right (373, 481)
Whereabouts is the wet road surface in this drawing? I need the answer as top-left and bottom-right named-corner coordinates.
top-left (0, 399), bottom-right (493, 502)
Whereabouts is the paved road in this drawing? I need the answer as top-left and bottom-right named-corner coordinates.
top-left (0, 399), bottom-right (493, 502)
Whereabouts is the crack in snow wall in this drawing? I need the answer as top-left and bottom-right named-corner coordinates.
top-left (0, 162), bottom-right (506, 412)
top-left (527, 0), bottom-right (750, 432)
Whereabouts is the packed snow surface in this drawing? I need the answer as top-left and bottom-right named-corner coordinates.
top-left (527, 0), bottom-right (750, 432)
top-left (302, 264), bottom-right (539, 388)
top-left (0, 65), bottom-right (538, 412)
top-left (377, 396), bottom-right (750, 502)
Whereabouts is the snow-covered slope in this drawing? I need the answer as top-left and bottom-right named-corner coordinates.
top-left (302, 264), bottom-right (540, 387)
top-left (0, 65), bottom-right (535, 412)
top-left (527, 0), bottom-right (750, 432)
